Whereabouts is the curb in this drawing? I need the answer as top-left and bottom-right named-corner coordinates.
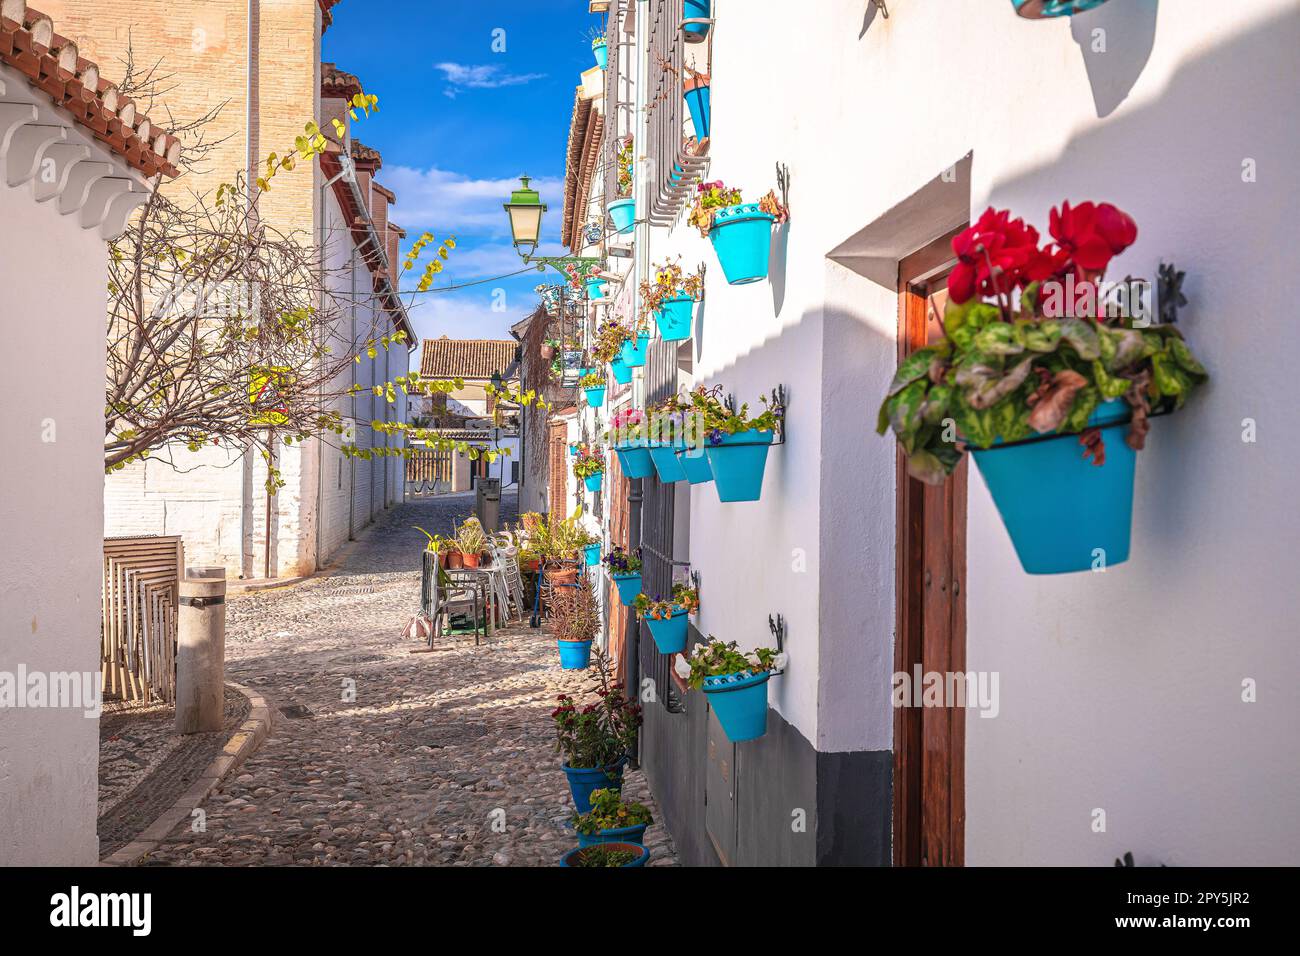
top-left (101, 681), bottom-right (275, 867)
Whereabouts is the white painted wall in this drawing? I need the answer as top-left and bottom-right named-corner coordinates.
top-left (660, 0), bottom-right (1299, 863)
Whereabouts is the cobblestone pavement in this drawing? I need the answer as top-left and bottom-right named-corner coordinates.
top-left (140, 492), bottom-right (678, 867)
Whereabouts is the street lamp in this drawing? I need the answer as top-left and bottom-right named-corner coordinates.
top-left (504, 175), bottom-right (546, 259)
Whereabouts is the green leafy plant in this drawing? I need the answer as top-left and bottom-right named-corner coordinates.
top-left (580, 370), bottom-right (607, 389)
top-left (687, 180), bottom-right (789, 239)
top-left (572, 788), bottom-right (653, 836)
top-left (551, 577), bottom-right (601, 643)
top-left (634, 582), bottom-right (699, 620)
top-left (574, 445), bottom-right (606, 481)
top-left (592, 321), bottom-right (633, 365)
top-left (603, 546), bottom-right (643, 575)
top-left (551, 648), bottom-right (642, 768)
top-left (616, 137), bottom-right (634, 199)
top-left (680, 638), bottom-right (783, 691)
top-left (454, 517), bottom-right (488, 557)
top-left (640, 259), bottom-right (704, 317)
top-left (689, 385), bottom-right (778, 444)
top-left (570, 845), bottom-right (638, 867)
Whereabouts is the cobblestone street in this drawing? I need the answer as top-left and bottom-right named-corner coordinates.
top-left (139, 491), bottom-right (676, 867)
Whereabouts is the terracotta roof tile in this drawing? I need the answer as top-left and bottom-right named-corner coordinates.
top-left (351, 137), bottom-right (381, 170)
top-left (420, 337), bottom-right (520, 381)
top-left (321, 61), bottom-right (362, 99)
top-left (561, 88), bottom-right (603, 250)
top-left (318, 0), bottom-right (343, 32)
top-left (0, 2), bottom-right (180, 177)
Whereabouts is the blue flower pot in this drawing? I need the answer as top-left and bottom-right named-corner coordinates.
top-left (648, 443), bottom-right (686, 483)
top-left (705, 428), bottom-right (774, 502)
top-left (970, 399), bottom-right (1136, 574)
top-left (684, 83), bottom-right (710, 141)
top-left (576, 823), bottom-right (648, 848)
top-left (611, 572), bottom-right (642, 606)
top-left (655, 295), bottom-right (694, 341)
top-left (1012, 0), bottom-right (1111, 18)
top-left (560, 841), bottom-right (649, 867)
top-left (583, 385), bottom-right (606, 407)
top-left (558, 639), bottom-right (593, 670)
top-left (586, 277), bottom-right (609, 301)
top-left (709, 204), bottom-right (775, 285)
top-left (609, 198), bottom-right (636, 235)
top-left (683, 0), bottom-right (712, 37)
top-left (582, 542), bottom-right (602, 567)
top-left (562, 759), bottom-right (627, 815)
top-left (584, 472), bottom-right (604, 494)
top-left (614, 441), bottom-right (654, 479)
top-left (593, 41), bottom-right (609, 69)
top-left (610, 355), bottom-right (633, 385)
top-left (620, 331), bottom-right (651, 368)
top-left (569, 443), bottom-right (579, 456)
top-left (703, 670), bottom-right (770, 742)
top-left (675, 447), bottom-right (714, 485)
top-left (645, 607), bottom-right (689, 654)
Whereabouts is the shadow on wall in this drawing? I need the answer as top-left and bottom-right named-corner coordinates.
top-left (1072, 0), bottom-right (1160, 117)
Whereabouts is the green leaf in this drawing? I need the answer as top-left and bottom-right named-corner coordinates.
top-left (1059, 319), bottom-right (1101, 361)
top-left (886, 347), bottom-right (938, 399)
top-left (1168, 336), bottom-right (1208, 377)
top-left (890, 380), bottom-right (928, 437)
top-left (973, 323), bottom-right (1025, 357)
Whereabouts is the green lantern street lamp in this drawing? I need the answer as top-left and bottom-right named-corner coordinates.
top-left (504, 175), bottom-right (546, 259)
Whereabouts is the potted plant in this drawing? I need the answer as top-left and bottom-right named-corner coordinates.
top-left (683, 68), bottom-right (710, 142)
top-left (583, 265), bottom-right (609, 301)
top-left (589, 28), bottom-right (609, 68)
top-left (689, 385), bottom-right (779, 502)
top-left (677, 637), bottom-right (786, 742)
top-left (634, 582), bottom-right (699, 655)
top-left (606, 407), bottom-right (654, 479)
top-left (574, 444), bottom-right (607, 493)
top-left (551, 576), bottom-right (600, 669)
top-left (572, 788), bottom-right (653, 847)
top-left (644, 394), bottom-right (691, 483)
top-left (559, 842), bottom-right (650, 867)
top-left (582, 541), bottom-right (602, 567)
top-left (1012, 0), bottom-right (1112, 18)
top-left (875, 201), bottom-right (1208, 574)
top-left (455, 517), bottom-right (488, 569)
top-left (552, 648), bottom-right (641, 813)
top-left (580, 370), bottom-right (607, 407)
top-left (641, 260), bottom-right (704, 342)
top-left (603, 546), bottom-right (644, 606)
top-left (593, 321), bottom-right (633, 385)
top-left (683, 0), bottom-right (712, 40)
top-left (688, 181), bottom-right (789, 285)
top-left (609, 138), bottom-right (636, 235)
top-left (620, 325), bottom-right (652, 369)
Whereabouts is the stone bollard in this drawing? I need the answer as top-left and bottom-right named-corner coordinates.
top-left (175, 566), bottom-right (227, 734)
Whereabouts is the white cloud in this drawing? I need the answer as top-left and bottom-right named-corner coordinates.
top-left (406, 289), bottom-right (523, 342)
top-left (382, 166), bottom-right (565, 239)
top-left (435, 62), bottom-right (548, 98)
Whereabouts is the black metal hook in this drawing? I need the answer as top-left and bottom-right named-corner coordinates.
top-left (768, 613), bottom-right (785, 654)
top-left (1158, 262), bottom-right (1188, 325)
top-left (775, 162), bottom-right (791, 211)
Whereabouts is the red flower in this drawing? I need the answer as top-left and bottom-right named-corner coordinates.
top-left (1048, 201), bottom-right (1137, 273)
top-left (949, 208), bottom-right (1044, 304)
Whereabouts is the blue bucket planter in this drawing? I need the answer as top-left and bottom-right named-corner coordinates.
top-left (684, 82), bottom-right (711, 141)
top-left (609, 198), bottom-right (636, 235)
top-left (709, 204), bottom-right (775, 285)
top-left (703, 670), bottom-right (771, 742)
top-left (593, 40), bottom-right (609, 69)
top-left (655, 295), bottom-right (694, 341)
top-left (576, 823), bottom-right (648, 849)
top-left (705, 429), bottom-right (774, 502)
top-left (558, 639), bottom-right (593, 670)
top-left (611, 572), bottom-right (642, 606)
top-left (586, 277), bottom-right (609, 301)
top-left (648, 443), bottom-right (687, 483)
top-left (675, 447), bottom-right (714, 485)
top-left (583, 385), bottom-right (606, 406)
top-left (562, 759), bottom-right (627, 815)
top-left (584, 472), bottom-right (605, 494)
top-left (620, 331), bottom-right (651, 368)
top-left (609, 355), bottom-right (633, 385)
top-left (614, 441), bottom-right (654, 479)
top-left (971, 399), bottom-right (1135, 574)
top-left (582, 542), bottom-right (602, 567)
top-left (683, 0), bottom-right (712, 37)
top-left (645, 607), bottom-right (689, 654)
top-left (1012, 0), bottom-right (1111, 17)
top-left (560, 842), bottom-right (649, 867)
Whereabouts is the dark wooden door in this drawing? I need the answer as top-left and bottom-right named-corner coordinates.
top-left (894, 232), bottom-right (968, 867)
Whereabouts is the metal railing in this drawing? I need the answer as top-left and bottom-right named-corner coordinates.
top-left (647, 0), bottom-right (710, 225)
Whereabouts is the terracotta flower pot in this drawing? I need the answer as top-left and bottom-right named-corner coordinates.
top-left (445, 550), bottom-right (464, 569)
top-left (546, 567), bottom-right (579, 586)
top-left (540, 344), bottom-right (557, 361)
top-left (462, 553), bottom-right (481, 569)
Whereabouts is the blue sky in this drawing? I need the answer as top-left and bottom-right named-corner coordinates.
top-left (323, 0), bottom-right (600, 363)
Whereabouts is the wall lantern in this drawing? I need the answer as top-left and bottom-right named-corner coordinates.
top-left (504, 175), bottom-right (546, 259)
top-left (1012, 0), bottom-right (1111, 17)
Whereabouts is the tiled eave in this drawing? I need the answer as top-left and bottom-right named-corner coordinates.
top-left (561, 89), bottom-right (603, 251)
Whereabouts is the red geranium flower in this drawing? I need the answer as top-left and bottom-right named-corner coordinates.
top-left (949, 207), bottom-right (1044, 304)
top-left (1048, 201), bottom-right (1137, 273)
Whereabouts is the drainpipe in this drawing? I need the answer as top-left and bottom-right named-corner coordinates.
top-left (316, 161), bottom-right (350, 568)
top-left (240, 0), bottom-right (261, 579)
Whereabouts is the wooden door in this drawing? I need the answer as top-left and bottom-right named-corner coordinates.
top-left (894, 231), bottom-right (968, 867)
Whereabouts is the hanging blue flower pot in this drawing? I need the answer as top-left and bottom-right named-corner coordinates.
top-left (1012, 0), bottom-right (1111, 18)
top-left (592, 39), bottom-right (609, 69)
top-left (611, 572), bottom-right (642, 606)
top-left (614, 441), bottom-right (654, 479)
top-left (683, 0), bottom-right (712, 37)
top-left (702, 670), bottom-right (770, 742)
top-left (584, 472), bottom-right (604, 494)
top-left (576, 823), bottom-right (648, 849)
top-left (583, 385), bottom-right (606, 407)
top-left (560, 841), bottom-right (649, 867)
top-left (709, 204), bottom-right (775, 285)
top-left (645, 607), bottom-right (689, 654)
top-left (558, 639), bottom-right (593, 670)
top-left (970, 400), bottom-right (1135, 574)
top-left (675, 447), bottom-right (714, 485)
top-left (585, 277), bottom-right (609, 301)
top-left (582, 542), bottom-right (602, 567)
top-left (562, 758), bottom-right (626, 815)
top-left (620, 331), bottom-right (651, 368)
top-left (609, 355), bottom-right (633, 385)
top-left (684, 82), bottom-right (711, 141)
top-left (705, 428), bottom-right (774, 502)
top-left (648, 443), bottom-right (687, 483)
top-left (655, 295), bottom-right (694, 341)
top-left (609, 198), bottom-right (636, 235)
